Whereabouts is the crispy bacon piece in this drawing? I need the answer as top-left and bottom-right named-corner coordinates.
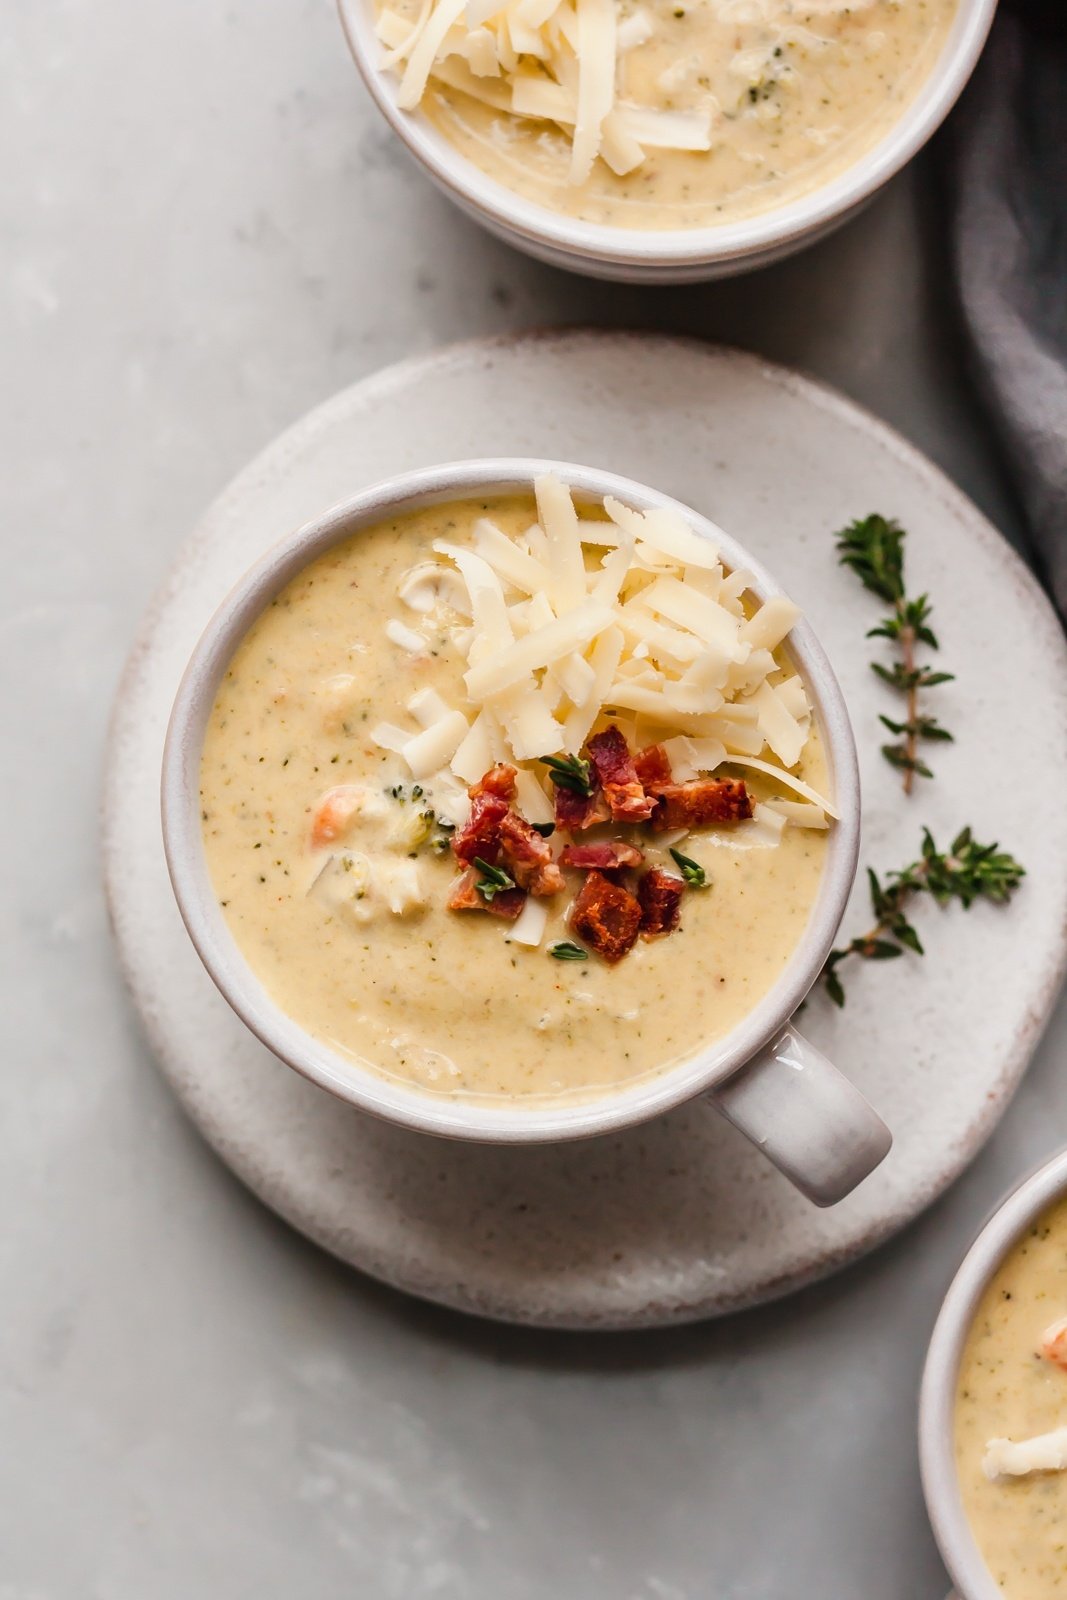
top-left (453, 769), bottom-right (563, 896)
top-left (634, 743), bottom-right (673, 789)
top-left (570, 871), bottom-right (642, 964)
top-left (587, 726), bottom-right (655, 823)
top-left (471, 764), bottom-right (517, 801)
top-left (638, 868), bottom-right (684, 937)
top-left (560, 841), bottom-right (645, 871)
top-left (498, 811), bottom-right (565, 897)
top-left (452, 791), bottom-right (510, 865)
top-left (650, 778), bottom-right (753, 830)
top-left (553, 783), bottom-right (610, 833)
top-left (448, 868), bottom-right (526, 920)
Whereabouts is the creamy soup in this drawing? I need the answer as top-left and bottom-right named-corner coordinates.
top-left (200, 492), bottom-right (830, 1106)
top-left (379, 0), bottom-right (957, 230)
top-left (956, 1196), bottom-right (1067, 1597)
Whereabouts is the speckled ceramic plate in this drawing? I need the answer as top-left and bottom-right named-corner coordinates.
top-left (103, 331), bottom-right (1067, 1330)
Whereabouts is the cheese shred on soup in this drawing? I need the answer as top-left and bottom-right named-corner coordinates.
top-left (375, 0), bottom-right (958, 230)
top-left (200, 480), bottom-right (832, 1106)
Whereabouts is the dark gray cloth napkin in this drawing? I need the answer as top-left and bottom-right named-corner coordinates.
top-left (941, 1), bottom-right (1067, 617)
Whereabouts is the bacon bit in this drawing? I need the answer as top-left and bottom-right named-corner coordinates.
top-left (638, 868), bottom-right (684, 937)
top-left (587, 726), bottom-right (655, 823)
top-left (554, 782), bottom-right (610, 833)
top-left (560, 841), bottom-right (645, 871)
top-left (570, 871), bottom-right (642, 964)
top-left (310, 786), bottom-right (366, 848)
top-left (454, 770), bottom-right (564, 895)
top-left (448, 868), bottom-right (526, 920)
top-left (452, 791), bottom-right (510, 865)
top-left (499, 811), bottom-right (566, 896)
top-left (650, 778), bottom-right (753, 830)
top-left (634, 743), bottom-right (673, 788)
top-left (471, 764), bottom-right (517, 801)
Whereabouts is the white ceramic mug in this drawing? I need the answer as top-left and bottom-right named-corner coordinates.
top-left (337, 0), bottom-right (997, 284)
top-left (161, 459), bottom-right (890, 1205)
top-left (921, 1147), bottom-right (1067, 1599)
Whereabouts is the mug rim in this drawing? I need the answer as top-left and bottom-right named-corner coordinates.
top-left (161, 456), bottom-right (861, 1144)
top-left (919, 1145), bottom-right (1067, 1600)
top-left (337, 0), bottom-right (998, 273)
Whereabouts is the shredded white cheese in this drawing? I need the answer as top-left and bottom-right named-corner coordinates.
top-left (370, 720), bottom-right (412, 754)
top-left (376, 0), bottom-right (720, 182)
top-left (386, 618), bottom-right (429, 654)
top-left (402, 710), bottom-right (470, 778)
top-left (762, 798), bottom-right (830, 830)
top-left (722, 754), bottom-right (836, 817)
top-left (514, 767), bottom-right (555, 823)
top-left (571, 0), bottom-right (617, 182)
top-left (395, 0), bottom-right (468, 106)
top-left (465, 599), bottom-right (615, 700)
top-left (382, 477), bottom-right (822, 827)
top-left (407, 687), bottom-right (454, 727)
top-left (448, 708), bottom-right (496, 785)
top-left (509, 897), bottom-right (550, 947)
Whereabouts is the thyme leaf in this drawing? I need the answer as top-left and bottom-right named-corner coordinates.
top-left (669, 847), bottom-right (709, 888)
top-left (548, 940), bottom-right (588, 961)
top-left (473, 856), bottom-right (516, 902)
top-left (542, 753), bottom-right (593, 797)
top-left (836, 514), bottom-right (954, 793)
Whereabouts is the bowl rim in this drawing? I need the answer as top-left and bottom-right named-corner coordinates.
top-left (337, 0), bottom-right (998, 269)
top-left (161, 456), bottom-right (860, 1143)
top-left (919, 1145), bottom-right (1067, 1600)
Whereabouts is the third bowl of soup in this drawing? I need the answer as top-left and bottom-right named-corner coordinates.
top-left (922, 1147), bottom-right (1067, 1598)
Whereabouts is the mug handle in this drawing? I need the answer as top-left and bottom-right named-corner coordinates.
top-left (710, 1023), bottom-right (892, 1207)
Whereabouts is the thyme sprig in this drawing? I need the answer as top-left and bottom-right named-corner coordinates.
top-left (542, 753), bottom-right (593, 797)
top-left (473, 857), bottom-right (516, 902)
top-left (835, 514), bottom-right (955, 793)
top-left (821, 828), bottom-right (1025, 1007)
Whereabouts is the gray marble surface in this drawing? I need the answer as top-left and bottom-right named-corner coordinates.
top-left (3, 2), bottom-right (1064, 1595)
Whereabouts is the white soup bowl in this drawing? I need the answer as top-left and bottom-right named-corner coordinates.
top-left (162, 458), bottom-right (890, 1204)
top-left (338, 0), bottom-right (998, 283)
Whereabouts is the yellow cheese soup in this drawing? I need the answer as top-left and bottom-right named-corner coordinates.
top-left (381, 0), bottom-right (958, 230)
top-left (956, 1195), bottom-right (1067, 1598)
top-left (199, 492), bottom-right (831, 1107)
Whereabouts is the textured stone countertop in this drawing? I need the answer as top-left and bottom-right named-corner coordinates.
top-left (3, 3), bottom-right (1064, 1595)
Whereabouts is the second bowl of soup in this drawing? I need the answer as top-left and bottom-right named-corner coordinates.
top-left (339, 0), bottom-right (997, 280)
top-left (163, 459), bottom-right (889, 1203)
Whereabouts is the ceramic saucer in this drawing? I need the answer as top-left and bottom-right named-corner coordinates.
top-left (103, 331), bottom-right (1067, 1328)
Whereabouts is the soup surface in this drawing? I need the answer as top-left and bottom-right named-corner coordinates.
top-left (383, 0), bottom-right (957, 230)
top-left (199, 493), bottom-right (830, 1106)
top-left (956, 1194), bottom-right (1067, 1598)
